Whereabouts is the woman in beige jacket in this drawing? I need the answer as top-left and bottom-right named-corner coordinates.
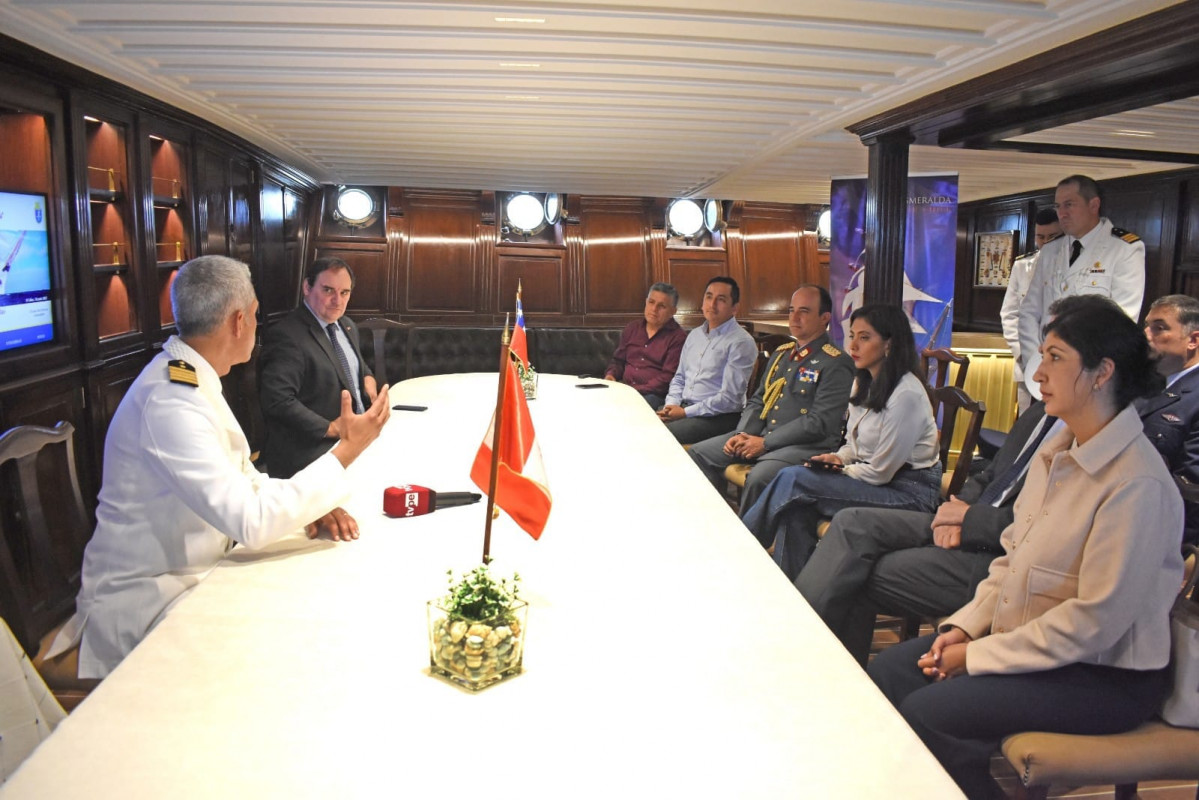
top-left (869, 295), bottom-right (1184, 800)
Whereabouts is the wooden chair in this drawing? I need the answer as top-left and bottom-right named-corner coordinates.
top-left (921, 348), bottom-right (969, 393)
top-left (929, 386), bottom-right (987, 498)
top-left (723, 334), bottom-right (796, 504)
top-left (1001, 547), bottom-right (1199, 800)
top-left (745, 334), bottom-right (793, 402)
top-left (0, 422), bottom-right (98, 711)
top-left (1002, 722), bottom-right (1199, 800)
top-left (723, 463), bottom-right (753, 510)
top-left (356, 317), bottom-right (414, 386)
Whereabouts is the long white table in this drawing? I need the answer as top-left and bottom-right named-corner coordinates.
top-left (3, 374), bottom-right (962, 798)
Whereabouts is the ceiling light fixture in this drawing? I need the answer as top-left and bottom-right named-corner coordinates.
top-left (1112, 129), bottom-right (1156, 137)
top-left (505, 95), bottom-right (541, 101)
top-left (494, 16), bottom-right (545, 23)
top-left (500, 62), bottom-right (541, 68)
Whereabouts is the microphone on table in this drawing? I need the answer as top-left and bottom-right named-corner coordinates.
top-left (383, 485), bottom-right (483, 518)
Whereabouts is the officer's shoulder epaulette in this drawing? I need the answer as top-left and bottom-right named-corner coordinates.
top-left (774, 341), bottom-right (796, 353)
top-left (822, 343), bottom-right (843, 357)
top-left (167, 359), bottom-right (199, 387)
top-left (1111, 226), bottom-right (1141, 245)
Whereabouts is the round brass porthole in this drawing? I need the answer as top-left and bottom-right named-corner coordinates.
top-left (334, 187), bottom-right (377, 226)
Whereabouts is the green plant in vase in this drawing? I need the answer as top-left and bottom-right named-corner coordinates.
top-left (428, 563), bottom-right (527, 691)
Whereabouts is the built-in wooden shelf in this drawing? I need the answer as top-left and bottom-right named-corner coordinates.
top-left (88, 188), bottom-right (123, 203)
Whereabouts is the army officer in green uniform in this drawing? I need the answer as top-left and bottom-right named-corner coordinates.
top-left (690, 285), bottom-right (855, 508)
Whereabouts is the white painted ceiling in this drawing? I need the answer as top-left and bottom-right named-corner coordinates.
top-left (0, 0), bottom-right (1187, 204)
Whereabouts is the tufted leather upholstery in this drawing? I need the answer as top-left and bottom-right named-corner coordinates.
top-left (408, 327), bottom-right (510, 378)
top-left (532, 328), bottom-right (624, 378)
top-left (346, 322), bottom-right (630, 381)
top-left (357, 318), bottom-right (415, 386)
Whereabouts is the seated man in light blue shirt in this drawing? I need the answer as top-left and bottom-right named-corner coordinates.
top-left (658, 276), bottom-right (758, 444)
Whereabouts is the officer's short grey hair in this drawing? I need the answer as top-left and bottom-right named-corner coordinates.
top-left (172, 255), bottom-right (257, 338)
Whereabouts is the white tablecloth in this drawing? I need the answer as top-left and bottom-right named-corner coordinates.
top-left (2, 374), bottom-right (962, 799)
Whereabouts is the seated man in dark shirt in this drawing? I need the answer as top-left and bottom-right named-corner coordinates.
top-left (604, 282), bottom-right (688, 408)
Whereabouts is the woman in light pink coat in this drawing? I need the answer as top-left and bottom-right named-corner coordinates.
top-left (870, 294), bottom-right (1184, 800)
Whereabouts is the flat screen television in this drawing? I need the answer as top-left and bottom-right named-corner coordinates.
top-left (0, 190), bottom-right (54, 352)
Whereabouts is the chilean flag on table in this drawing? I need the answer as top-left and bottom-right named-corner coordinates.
top-left (510, 279), bottom-right (529, 369)
top-left (469, 286), bottom-right (551, 540)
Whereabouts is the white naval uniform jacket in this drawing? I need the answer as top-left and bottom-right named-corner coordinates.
top-left (1000, 250), bottom-right (1038, 382)
top-left (1016, 218), bottom-right (1145, 372)
top-left (49, 336), bottom-right (352, 678)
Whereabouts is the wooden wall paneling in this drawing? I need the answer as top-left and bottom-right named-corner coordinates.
top-left (739, 204), bottom-right (803, 314)
top-left (257, 174), bottom-right (291, 320)
top-left (666, 251), bottom-right (733, 318)
top-left (71, 94), bottom-right (145, 356)
top-left (1102, 177), bottom-right (1179, 317)
top-left (314, 184), bottom-right (386, 240)
top-left (646, 198), bottom-right (669, 294)
top-left (385, 214), bottom-right (405, 315)
top-left (955, 215), bottom-right (974, 330)
top-left (382, 186), bottom-right (405, 315)
top-left (0, 110), bottom-right (53, 193)
top-left (478, 190), bottom-right (496, 316)
top-left (0, 81), bottom-right (80, 381)
top-left (800, 232), bottom-right (824, 288)
top-left (0, 371), bottom-right (95, 517)
top-left (724, 223), bottom-right (746, 303)
top-left (578, 198), bottom-right (652, 316)
top-left (284, 187), bottom-right (310, 296)
top-left (137, 116), bottom-right (190, 338)
top-left (312, 243), bottom-right (388, 317)
top-left (564, 207), bottom-right (585, 315)
top-left (220, 347), bottom-right (262, 458)
top-left (496, 248), bottom-right (566, 315)
top-left (83, 352), bottom-right (150, 491)
top-left (196, 144), bottom-right (230, 256)
top-left (0, 35), bottom-right (324, 522)
top-left (403, 191), bottom-right (479, 314)
top-left (228, 156), bottom-right (255, 269)
top-left (957, 199), bottom-right (1033, 333)
top-left (1178, 178), bottom-right (1199, 279)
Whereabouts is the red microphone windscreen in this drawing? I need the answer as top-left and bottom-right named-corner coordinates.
top-left (383, 485), bottom-right (433, 517)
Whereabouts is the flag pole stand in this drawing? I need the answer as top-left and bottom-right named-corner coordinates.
top-left (481, 315), bottom-right (511, 564)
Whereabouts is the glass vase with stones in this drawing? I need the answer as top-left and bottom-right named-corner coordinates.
top-left (428, 599), bottom-right (528, 691)
top-left (520, 361), bottom-right (538, 400)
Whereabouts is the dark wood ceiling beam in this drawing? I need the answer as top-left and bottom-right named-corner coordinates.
top-left (848, 2), bottom-right (1199, 159)
top-left (983, 140), bottom-right (1199, 165)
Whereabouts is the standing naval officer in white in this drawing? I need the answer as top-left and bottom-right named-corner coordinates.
top-left (1016, 174), bottom-right (1145, 372)
top-left (1000, 207), bottom-right (1061, 412)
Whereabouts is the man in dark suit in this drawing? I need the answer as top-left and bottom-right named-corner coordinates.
top-left (260, 257), bottom-right (376, 479)
top-left (796, 401), bottom-right (1054, 666)
top-left (1140, 293), bottom-right (1199, 545)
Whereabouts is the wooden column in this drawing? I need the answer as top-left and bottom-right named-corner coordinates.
top-left (863, 132), bottom-right (913, 307)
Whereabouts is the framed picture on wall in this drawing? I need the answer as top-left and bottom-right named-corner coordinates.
top-left (975, 230), bottom-right (1018, 287)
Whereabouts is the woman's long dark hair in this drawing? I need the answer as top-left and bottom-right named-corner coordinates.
top-left (1042, 294), bottom-right (1162, 409)
top-left (848, 304), bottom-right (921, 412)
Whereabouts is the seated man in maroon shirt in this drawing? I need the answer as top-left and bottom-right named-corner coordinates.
top-left (605, 282), bottom-right (688, 408)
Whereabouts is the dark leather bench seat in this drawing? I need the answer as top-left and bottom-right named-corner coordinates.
top-left (356, 321), bottom-right (626, 384)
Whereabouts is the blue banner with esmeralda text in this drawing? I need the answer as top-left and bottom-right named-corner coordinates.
top-left (828, 174), bottom-right (958, 353)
